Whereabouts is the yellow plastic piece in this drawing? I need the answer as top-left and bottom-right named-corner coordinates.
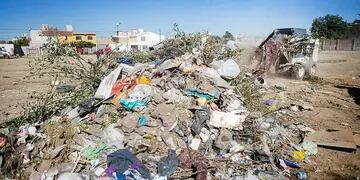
top-left (292, 150), bottom-right (306, 161)
top-left (138, 75), bottom-right (150, 84)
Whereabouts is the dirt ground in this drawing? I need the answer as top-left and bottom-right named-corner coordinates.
top-left (263, 51), bottom-right (360, 179)
top-left (0, 51), bottom-right (359, 179)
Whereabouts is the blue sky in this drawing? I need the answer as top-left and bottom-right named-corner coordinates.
top-left (0, 0), bottom-right (359, 39)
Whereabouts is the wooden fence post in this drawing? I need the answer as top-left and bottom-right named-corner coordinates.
top-left (352, 39), bottom-right (356, 51)
top-left (335, 39), bottom-right (339, 50)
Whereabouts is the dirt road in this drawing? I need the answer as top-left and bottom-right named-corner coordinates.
top-left (0, 51), bottom-right (359, 179)
top-left (264, 51), bottom-right (360, 179)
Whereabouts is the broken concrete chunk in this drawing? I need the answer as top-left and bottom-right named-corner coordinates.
top-left (199, 128), bottom-right (210, 142)
top-left (209, 110), bottom-right (246, 130)
top-left (102, 124), bottom-right (125, 149)
top-left (117, 113), bottom-right (139, 133)
top-left (289, 105), bottom-right (299, 112)
top-left (163, 88), bottom-right (191, 104)
top-left (215, 128), bottom-right (233, 150)
top-left (229, 143), bottom-right (244, 153)
top-left (157, 59), bottom-right (181, 71)
top-left (57, 173), bottom-right (84, 180)
top-left (161, 131), bottom-right (177, 150)
top-left (189, 138), bottom-right (201, 150)
top-left (47, 144), bottom-right (66, 159)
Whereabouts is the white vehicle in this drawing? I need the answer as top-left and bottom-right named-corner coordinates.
top-left (0, 46), bottom-right (11, 59)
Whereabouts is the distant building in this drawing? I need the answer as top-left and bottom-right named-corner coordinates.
top-left (112, 28), bottom-right (165, 51)
top-left (97, 38), bottom-right (113, 50)
top-left (28, 24), bottom-right (97, 55)
top-left (62, 32), bottom-right (96, 44)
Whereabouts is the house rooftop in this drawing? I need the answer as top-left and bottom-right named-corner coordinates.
top-left (73, 32), bottom-right (96, 35)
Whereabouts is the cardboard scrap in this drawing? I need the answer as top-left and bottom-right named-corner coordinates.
top-left (304, 129), bottom-right (356, 151)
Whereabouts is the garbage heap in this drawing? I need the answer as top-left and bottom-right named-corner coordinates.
top-left (0, 35), bottom-right (316, 180)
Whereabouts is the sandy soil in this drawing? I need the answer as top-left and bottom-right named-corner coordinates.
top-left (0, 51), bottom-right (359, 179)
top-left (0, 57), bottom-right (50, 122)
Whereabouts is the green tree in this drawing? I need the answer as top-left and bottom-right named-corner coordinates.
top-left (70, 41), bottom-right (95, 48)
top-left (9, 37), bottom-right (30, 56)
top-left (223, 31), bottom-right (235, 41)
top-left (310, 14), bottom-right (350, 39)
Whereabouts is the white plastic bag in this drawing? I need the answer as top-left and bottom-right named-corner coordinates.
top-left (210, 59), bottom-right (240, 79)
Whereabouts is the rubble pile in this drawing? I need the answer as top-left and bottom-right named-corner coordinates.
top-left (0, 34), bottom-right (317, 180)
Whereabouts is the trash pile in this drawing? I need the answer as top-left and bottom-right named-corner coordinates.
top-left (0, 34), bottom-right (318, 180)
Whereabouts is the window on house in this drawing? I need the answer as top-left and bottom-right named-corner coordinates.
top-left (76, 36), bottom-right (81, 40)
top-left (142, 45), bottom-right (148, 50)
top-left (141, 36), bottom-right (145, 41)
top-left (87, 36), bottom-right (93, 40)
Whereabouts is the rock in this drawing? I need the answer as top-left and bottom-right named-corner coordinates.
top-left (85, 124), bottom-right (103, 137)
top-left (73, 134), bottom-right (97, 148)
top-left (29, 171), bottom-right (42, 180)
top-left (126, 132), bottom-right (143, 147)
top-left (175, 136), bottom-right (187, 149)
top-left (49, 144), bottom-right (66, 159)
top-left (28, 126), bottom-right (37, 136)
top-left (154, 103), bottom-right (178, 130)
top-left (118, 113), bottom-right (139, 133)
top-left (293, 101), bottom-right (314, 111)
top-left (157, 58), bottom-right (181, 71)
top-left (57, 173), bottom-right (83, 180)
top-left (229, 143), bottom-right (244, 153)
top-left (275, 83), bottom-right (286, 90)
top-left (259, 121), bottom-right (271, 130)
top-left (136, 126), bottom-right (159, 136)
top-left (215, 129), bottom-right (233, 150)
top-left (189, 138), bottom-right (201, 150)
top-left (102, 124), bottom-right (125, 148)
top-left (161, 131), bottom-right (177, 150)
top-left (289, 105), bottom-right (299, 112)
top-left (65, 107), bottom-right (80, 120)
top-left (199, 128), bottom-right (210, 142)
top-left (163, 88), bottom-right (191, 104)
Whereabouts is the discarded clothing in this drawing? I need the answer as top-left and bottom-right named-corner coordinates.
top-left (158, 150), bottom-right (178, 176)
top-left (106, 149), bottom-right (150, 179)
top-left (191, 108), bottom-right (210, 135)
top-left (178, 149), bottom-right (207, 180)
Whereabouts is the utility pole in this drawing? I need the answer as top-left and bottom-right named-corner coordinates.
top-left (116, 22), bottom-right (121, 36)
top-left (159, 29), bottom-right (162, 41)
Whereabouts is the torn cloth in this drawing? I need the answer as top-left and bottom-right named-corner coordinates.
top-left (106, 149), bottom-right (150, 179)
top-left (254, 40), bottom-right (281, 76)
top-left (178, 148), bottom-right (207, 180)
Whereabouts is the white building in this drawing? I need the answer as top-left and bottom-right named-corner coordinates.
top-left (112, 29), bottom-right (165, 52)
top-left (29, 30), bottom-right (47, 48)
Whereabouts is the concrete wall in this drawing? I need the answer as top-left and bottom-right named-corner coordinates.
top-left (321, 38), bottom-right (360, 51)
